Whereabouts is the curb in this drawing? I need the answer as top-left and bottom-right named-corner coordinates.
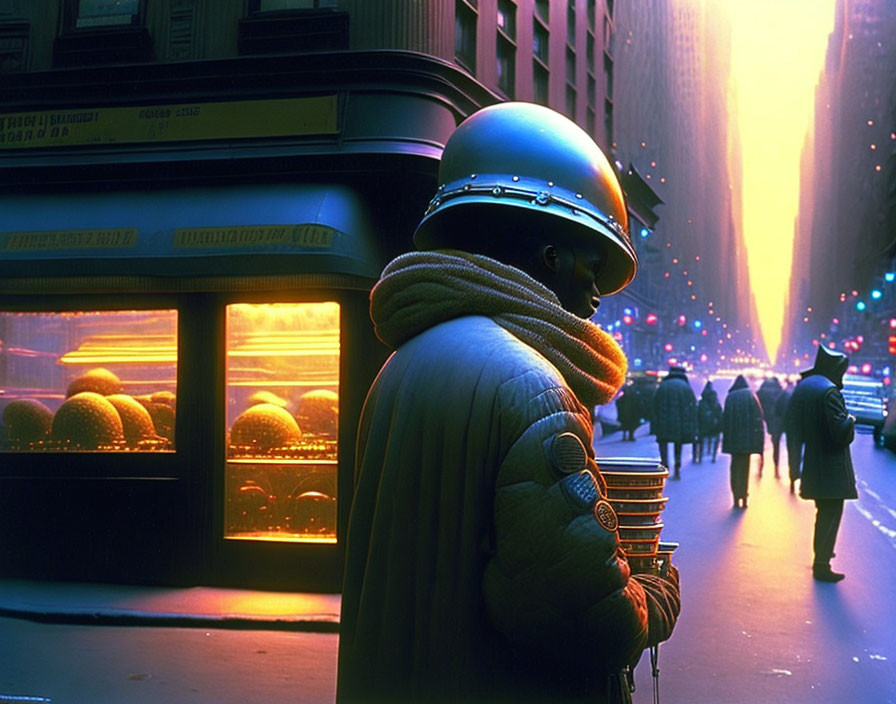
top-left (0, 606), bottom-right (340, 632)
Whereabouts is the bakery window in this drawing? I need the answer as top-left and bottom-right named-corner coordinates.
top-left (0, 309), bottom-right (177, 452)
top-left (224, 301), bottom-right (339, 544)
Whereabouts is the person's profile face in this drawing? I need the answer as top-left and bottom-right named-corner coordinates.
top-left (549, 242), bottom-right (607, 318)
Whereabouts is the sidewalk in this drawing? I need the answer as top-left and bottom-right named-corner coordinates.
top-left (0, 577), bottom-right (340, 632)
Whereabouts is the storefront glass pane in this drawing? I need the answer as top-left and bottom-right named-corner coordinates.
top-left (0, 310), bottom-right (177, 452)
top-left (224, 302), bottom-right (339, 544)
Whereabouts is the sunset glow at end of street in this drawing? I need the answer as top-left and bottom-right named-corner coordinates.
top-left (726, 0), bottom-right (836, 363)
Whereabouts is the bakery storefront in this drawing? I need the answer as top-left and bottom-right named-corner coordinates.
top-left (0, 52), bottom-right (495, 591)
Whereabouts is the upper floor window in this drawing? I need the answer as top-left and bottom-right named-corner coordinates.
top-left (55, 1), bottom-right (153, 71)
top-left (455, 0), bottom-right (477, 73)
top-left (533, 20), bottom-right (549, 64)
top-left (63, 0), bottom-right (143, 30)
top-left (567, 0), bottom-right (576, 45)
top-left (248, 0), bottom-right (339, 12)
top-left (497, 0), bottom-right (516, 38)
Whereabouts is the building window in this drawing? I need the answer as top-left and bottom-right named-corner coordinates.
top-left (604, 97), bottom-right (614, 145)
top-left (0, 309), bottom-right (178, 453)
top-left (533, 61), bottom-right (549, 105)
top-left (247, 0), bottom-right (339, 12)
top-left (62, 0), bottom-right (143, 29)
top-left (497, 0), bottom-right (516, 97)
top-left (55, 0), bottom-right (153, 66)
top-left (566, 84), bottom-right (577, 119)
top-left (535, 0), bottom-right (549, 23)
top-left (567, 0), bottom-right (576, 45)
top-left (224, 302), bottom-right (340, 544)
top-left (566, 45), bottom-right (576, 84)
top-left (239, 0), bottom-right (349, 54)
top-left (497, 38), bottom-right (515, 97)
top-left (604, 51), bottom-right (614, 98)
top-left (455, 0), bottom-right (478, 73)
top-left (533, 20), bottom-right (549, 64)
top-left (0, 21), bottom-right (29, 72)
top-left (497, 0), bottom-right (516, 37)
top-left (588, 0), bottom-right (596, 29)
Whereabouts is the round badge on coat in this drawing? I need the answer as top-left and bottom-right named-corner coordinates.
top-left (594, 499), bottom-right (619, 532)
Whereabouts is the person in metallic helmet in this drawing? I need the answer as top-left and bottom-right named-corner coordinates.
top-left (338, 102), bottom-right (680, 704)
top-left (784, 345), bottom-right (858, 583)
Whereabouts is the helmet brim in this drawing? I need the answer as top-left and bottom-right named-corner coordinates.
top-left (414, 199), bottom-right (637, 296)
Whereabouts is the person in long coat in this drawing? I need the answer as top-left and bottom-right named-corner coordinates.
top-left (615, 382), bottom-right (641, 441)
top-left (784, 346), bottom-right (857, 582)
top-left (650, 365), bottom-right (697, 478)
top-left (721, 375), bottom-right (764, 508)
top-left (756, 376), bottom-right (785, 475)
top-left (775, 382), bottom-right (796, 490)
top-left (696, 380), bottom-right (723, 463)
top-left (338, 102), bottom-right (680, 704)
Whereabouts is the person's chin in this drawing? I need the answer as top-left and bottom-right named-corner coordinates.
top-left (575, 302), bottom-right (598, 319)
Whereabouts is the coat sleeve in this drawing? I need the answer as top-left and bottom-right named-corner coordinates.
top-left (824, 388), bottom-right (855, 448)
top-left (482, 373), bottom-right (679, 677)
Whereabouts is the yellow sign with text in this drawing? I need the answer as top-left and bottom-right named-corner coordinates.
top-left (174, 225), bottom-right (337, 249)
top-left (0, 95), bottom-right (338, 149)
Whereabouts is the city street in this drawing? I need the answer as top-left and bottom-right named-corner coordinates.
top-left (1, 415), bottom-right (895, 703)
top-left (598, 422), bottom-right (896, 703)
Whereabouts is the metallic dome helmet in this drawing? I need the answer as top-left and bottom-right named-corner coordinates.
top-left (414, 101), bottom-right (638, 295)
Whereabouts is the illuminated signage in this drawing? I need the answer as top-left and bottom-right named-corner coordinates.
top-left (0, 95), bottom-right (338, 149)
top-left (2, 229), bottom-right (138, 251)
top-left (173, 224), bottom-right (338, 249)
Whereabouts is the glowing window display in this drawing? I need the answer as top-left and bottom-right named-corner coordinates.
top-left (0, 310), bottom-right (177, 452)
top-left (225, 302), bottom-right (339, 544)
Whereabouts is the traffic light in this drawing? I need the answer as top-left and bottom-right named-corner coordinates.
top-left (889, 334), bottom-right (896, 355)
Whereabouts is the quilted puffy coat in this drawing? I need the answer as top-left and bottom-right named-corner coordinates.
top-left (721, 375), bottom-right (764, 455)
top-left (649, 369), bottom-right (697, 443)
top-left (338, 315), bottom-right (677, 704)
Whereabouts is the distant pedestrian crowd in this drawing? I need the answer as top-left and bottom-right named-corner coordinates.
top-left (605, 351), bottom-right (857, 583)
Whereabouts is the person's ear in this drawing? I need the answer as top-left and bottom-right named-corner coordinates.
top-left (541, 244), bottom-right (560, 272)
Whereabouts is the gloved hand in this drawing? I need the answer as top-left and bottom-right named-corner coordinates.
top-left (631, 564), bottom-right (680, 647)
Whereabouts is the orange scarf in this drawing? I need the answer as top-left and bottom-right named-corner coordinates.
top-left (370, 250), bottom-right (627, 407)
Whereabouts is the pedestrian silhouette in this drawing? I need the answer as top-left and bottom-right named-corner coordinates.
top-left (696, 380), bottom-right (723, 463)
top-left (650, 365), bottom-right (697, 479)
top-left (616, 382), bottom-right (641, 441)
top-left (721, 375), bottom-right (764, 508)
top-left (757, 376), bottom-right (785, 476)
top-left (784, 346), bottom-right (857, 582)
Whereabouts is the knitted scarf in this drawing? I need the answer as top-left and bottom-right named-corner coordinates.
top-left (370, 250), bottom-right (627, 408)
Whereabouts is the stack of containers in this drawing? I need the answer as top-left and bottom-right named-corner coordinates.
top-left (596, 457), bottom-right (670, 574)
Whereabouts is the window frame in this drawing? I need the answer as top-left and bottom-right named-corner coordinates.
top-left (60, 0), bottom-right (146, 32)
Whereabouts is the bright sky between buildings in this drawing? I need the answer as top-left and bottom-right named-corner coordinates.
top-left (724, 0), bottom-right (835, 364)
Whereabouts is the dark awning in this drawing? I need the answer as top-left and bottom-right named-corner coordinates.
top-left (0, 183), bottom-right (382, 290)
